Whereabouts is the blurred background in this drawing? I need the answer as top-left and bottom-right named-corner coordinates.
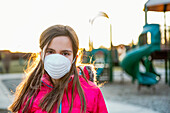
top-left (0, 0), bottom-right (170, 113)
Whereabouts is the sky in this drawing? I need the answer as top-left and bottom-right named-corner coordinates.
top-left (0, 0), bottom-right (170, 53)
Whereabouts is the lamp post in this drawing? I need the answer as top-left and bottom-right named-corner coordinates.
top-left (89, 11), bottom-right (113, 82)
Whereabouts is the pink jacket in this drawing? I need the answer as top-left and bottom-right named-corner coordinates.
top-left (19, 73), bottom-right (108, 113)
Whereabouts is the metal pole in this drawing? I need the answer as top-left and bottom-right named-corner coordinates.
top-left (165, 58), bottom-right (168, 84)
top-left (145, 4), bottom-right (148, 25)
top-left (164, 12), bottom-right (167, 45)
top-left (168, 52), bottom-right (170, 86)
top-left (169, 27), bottom-right (170, 86)
top-left (164, 11), bottom-right (168, 84)
top-left (109, 24), bottom-right (113, 82)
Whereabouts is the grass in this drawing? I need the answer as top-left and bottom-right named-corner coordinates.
top-left (113, 66), bottom-right (122, 71)
top-left (152, 60), bottom-right (166, 69)
top-left (0, 59), bottom-right (27, 73)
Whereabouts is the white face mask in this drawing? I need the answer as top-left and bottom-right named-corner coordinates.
top-left (44, 54), bottom-right (75, 79)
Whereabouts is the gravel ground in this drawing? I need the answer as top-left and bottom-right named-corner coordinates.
top-left (0, 79), bottom-right (21, 113)
top-left (100, 79), bottom-right (170, 113)
top-left (2, 79), bottom-right (21, 95)
top-left (1, 73), bottom-right (170, 113)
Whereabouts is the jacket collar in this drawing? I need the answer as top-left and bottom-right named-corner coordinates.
top-left (41, 74), bottom-right (74, 88)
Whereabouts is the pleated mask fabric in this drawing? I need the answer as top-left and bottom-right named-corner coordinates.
top-left (44, 54), bottom-right (71, 79)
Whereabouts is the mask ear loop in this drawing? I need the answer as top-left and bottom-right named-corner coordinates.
top-left (72, 57), bottom-right (76, 64)
top-left (72, 54), bottom-right (79, 64)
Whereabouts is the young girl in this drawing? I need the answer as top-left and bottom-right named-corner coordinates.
top-left (8, 25), bottom-right (108, 113)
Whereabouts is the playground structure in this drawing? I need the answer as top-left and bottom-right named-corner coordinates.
top-left (120, 0), bottom-right (170, 87)
top-left (81, 1), bottom-right (170, 86)
top-left (144, 0), bottom-right (170, 86)
top-left (88, 12), bottom-right (113, 82)
top-left (120, 24), bottom-right (161, 87)
top-left (90, 48), bottom-right (109, 80)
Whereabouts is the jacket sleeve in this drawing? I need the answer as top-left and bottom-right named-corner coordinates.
top-left (93, 88), bottom-right (108, 113)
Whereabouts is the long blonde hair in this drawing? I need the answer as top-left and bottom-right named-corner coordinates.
top-left (8, 25), bottom-right (86, 113)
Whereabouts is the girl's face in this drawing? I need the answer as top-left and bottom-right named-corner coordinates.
top-left (45, 36), bottom-right (73, 63)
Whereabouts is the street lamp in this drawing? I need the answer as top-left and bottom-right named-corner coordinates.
top-left (89, 11), bottom-right (113, 82)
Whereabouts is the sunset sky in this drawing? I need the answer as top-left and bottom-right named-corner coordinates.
top-left (0, 0), bottom-right (169, 52)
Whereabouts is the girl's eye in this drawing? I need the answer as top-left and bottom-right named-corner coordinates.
top-left (62, 52), bottom-right (69, 56)
top-left (46, 51), bottom-right (54, 54)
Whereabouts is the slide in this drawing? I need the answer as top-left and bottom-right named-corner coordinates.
top-left (120, 24), bottom-right (161, 85)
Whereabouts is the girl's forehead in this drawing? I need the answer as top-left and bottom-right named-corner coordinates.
top-left (48, 36), bottom-right (73, 51)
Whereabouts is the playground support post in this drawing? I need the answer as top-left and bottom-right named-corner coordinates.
top-left (145, 4), bottom-right (148, 25)
top-left (168, 53), bottom-right (170, 86)
top-left (169, 27), bottom-right (170, 86)
top-left (109, 24), bottom-right (113, 82)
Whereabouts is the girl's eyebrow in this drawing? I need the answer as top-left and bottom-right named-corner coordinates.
top-left (61, 50), bottom-right (73, 53)
top-left (47, 48), bottom-right (72, 52)
top-left (46, 48), bottom-right (55, 51)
